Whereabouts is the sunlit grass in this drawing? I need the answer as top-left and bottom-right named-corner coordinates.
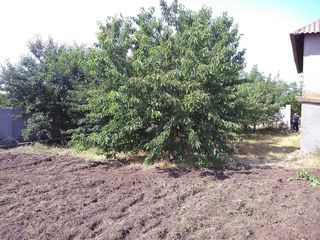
top-left (290, 152), bottom-right (320, 169)
top-left (275, 133), bottom-right (300, 148)
top-left (235, 131), bottom-right (320, 169)
top-left (6, 143), bottom-right (106, 162)
top-left (3, 131), bottom-right (320, 170)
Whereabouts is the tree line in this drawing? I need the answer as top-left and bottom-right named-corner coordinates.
top-left (0, 0), bottom-right (300, 166)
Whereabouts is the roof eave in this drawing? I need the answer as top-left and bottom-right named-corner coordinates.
top-left (290, 33), bottom-right (304, 74)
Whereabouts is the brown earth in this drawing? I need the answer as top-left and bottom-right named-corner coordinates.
top-left (0, 151), bottom-right (320, 240)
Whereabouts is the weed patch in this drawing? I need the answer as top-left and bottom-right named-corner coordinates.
top-left (296, 171), bottom-right (320, 187)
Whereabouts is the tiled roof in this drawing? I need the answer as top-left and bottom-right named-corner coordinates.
top-left (290, 19), bottom-right (320, 73)
top-left (293, 19), bottom-right (320, 35)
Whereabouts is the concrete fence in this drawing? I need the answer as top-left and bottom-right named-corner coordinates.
top-left (0, 108), bottom-right (25, 141)
top-left (278, 105), bottom-right (291, 129)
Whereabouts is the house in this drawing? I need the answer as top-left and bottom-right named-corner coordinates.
top-left (290, 19), bottom-right (320, 154)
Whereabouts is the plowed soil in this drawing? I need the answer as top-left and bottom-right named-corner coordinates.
top-left (0, 151), bottom-right (319, 240)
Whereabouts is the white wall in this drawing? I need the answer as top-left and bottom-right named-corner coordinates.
top-left (301, 102), bottom-right (320, 154)
top-left (303, 34), bottom-right (320, 96)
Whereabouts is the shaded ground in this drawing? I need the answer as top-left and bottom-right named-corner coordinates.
top-left (1, 151), bottom-right (320, 240)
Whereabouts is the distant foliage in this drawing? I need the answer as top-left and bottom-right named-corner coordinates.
top-left (235, 65), bottom-right (301, 131)
top-left (72, 0), bottom-right (246, 165)
top-left (0, 92), bottom-right (9, 107)
top-left (277, 81), bottom-right (302, 116)
top-left (0, 38), bottom-right (90, 140)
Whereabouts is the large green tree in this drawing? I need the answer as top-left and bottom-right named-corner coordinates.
top-left (0, 38), bottom-right (90, 140)
top-left (74, 1), bottom-right (246, 166)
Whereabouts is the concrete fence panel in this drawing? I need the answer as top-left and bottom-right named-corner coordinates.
top-left (0, 108), bottom-right (25, 141)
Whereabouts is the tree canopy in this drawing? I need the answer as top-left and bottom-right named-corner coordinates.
top-left (68, 1), bottom-right (247, 166)
top-left (0, 1), bottom-right (301, 166)
top-left (0, 38), bottom-right (90, 140)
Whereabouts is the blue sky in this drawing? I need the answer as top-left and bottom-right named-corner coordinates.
top-left (256, 0), bottom-right (320, 22)
top-left (0, 0), bottom-right (319, 83)
top-left (238, 0), bottom-right (320, 23)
